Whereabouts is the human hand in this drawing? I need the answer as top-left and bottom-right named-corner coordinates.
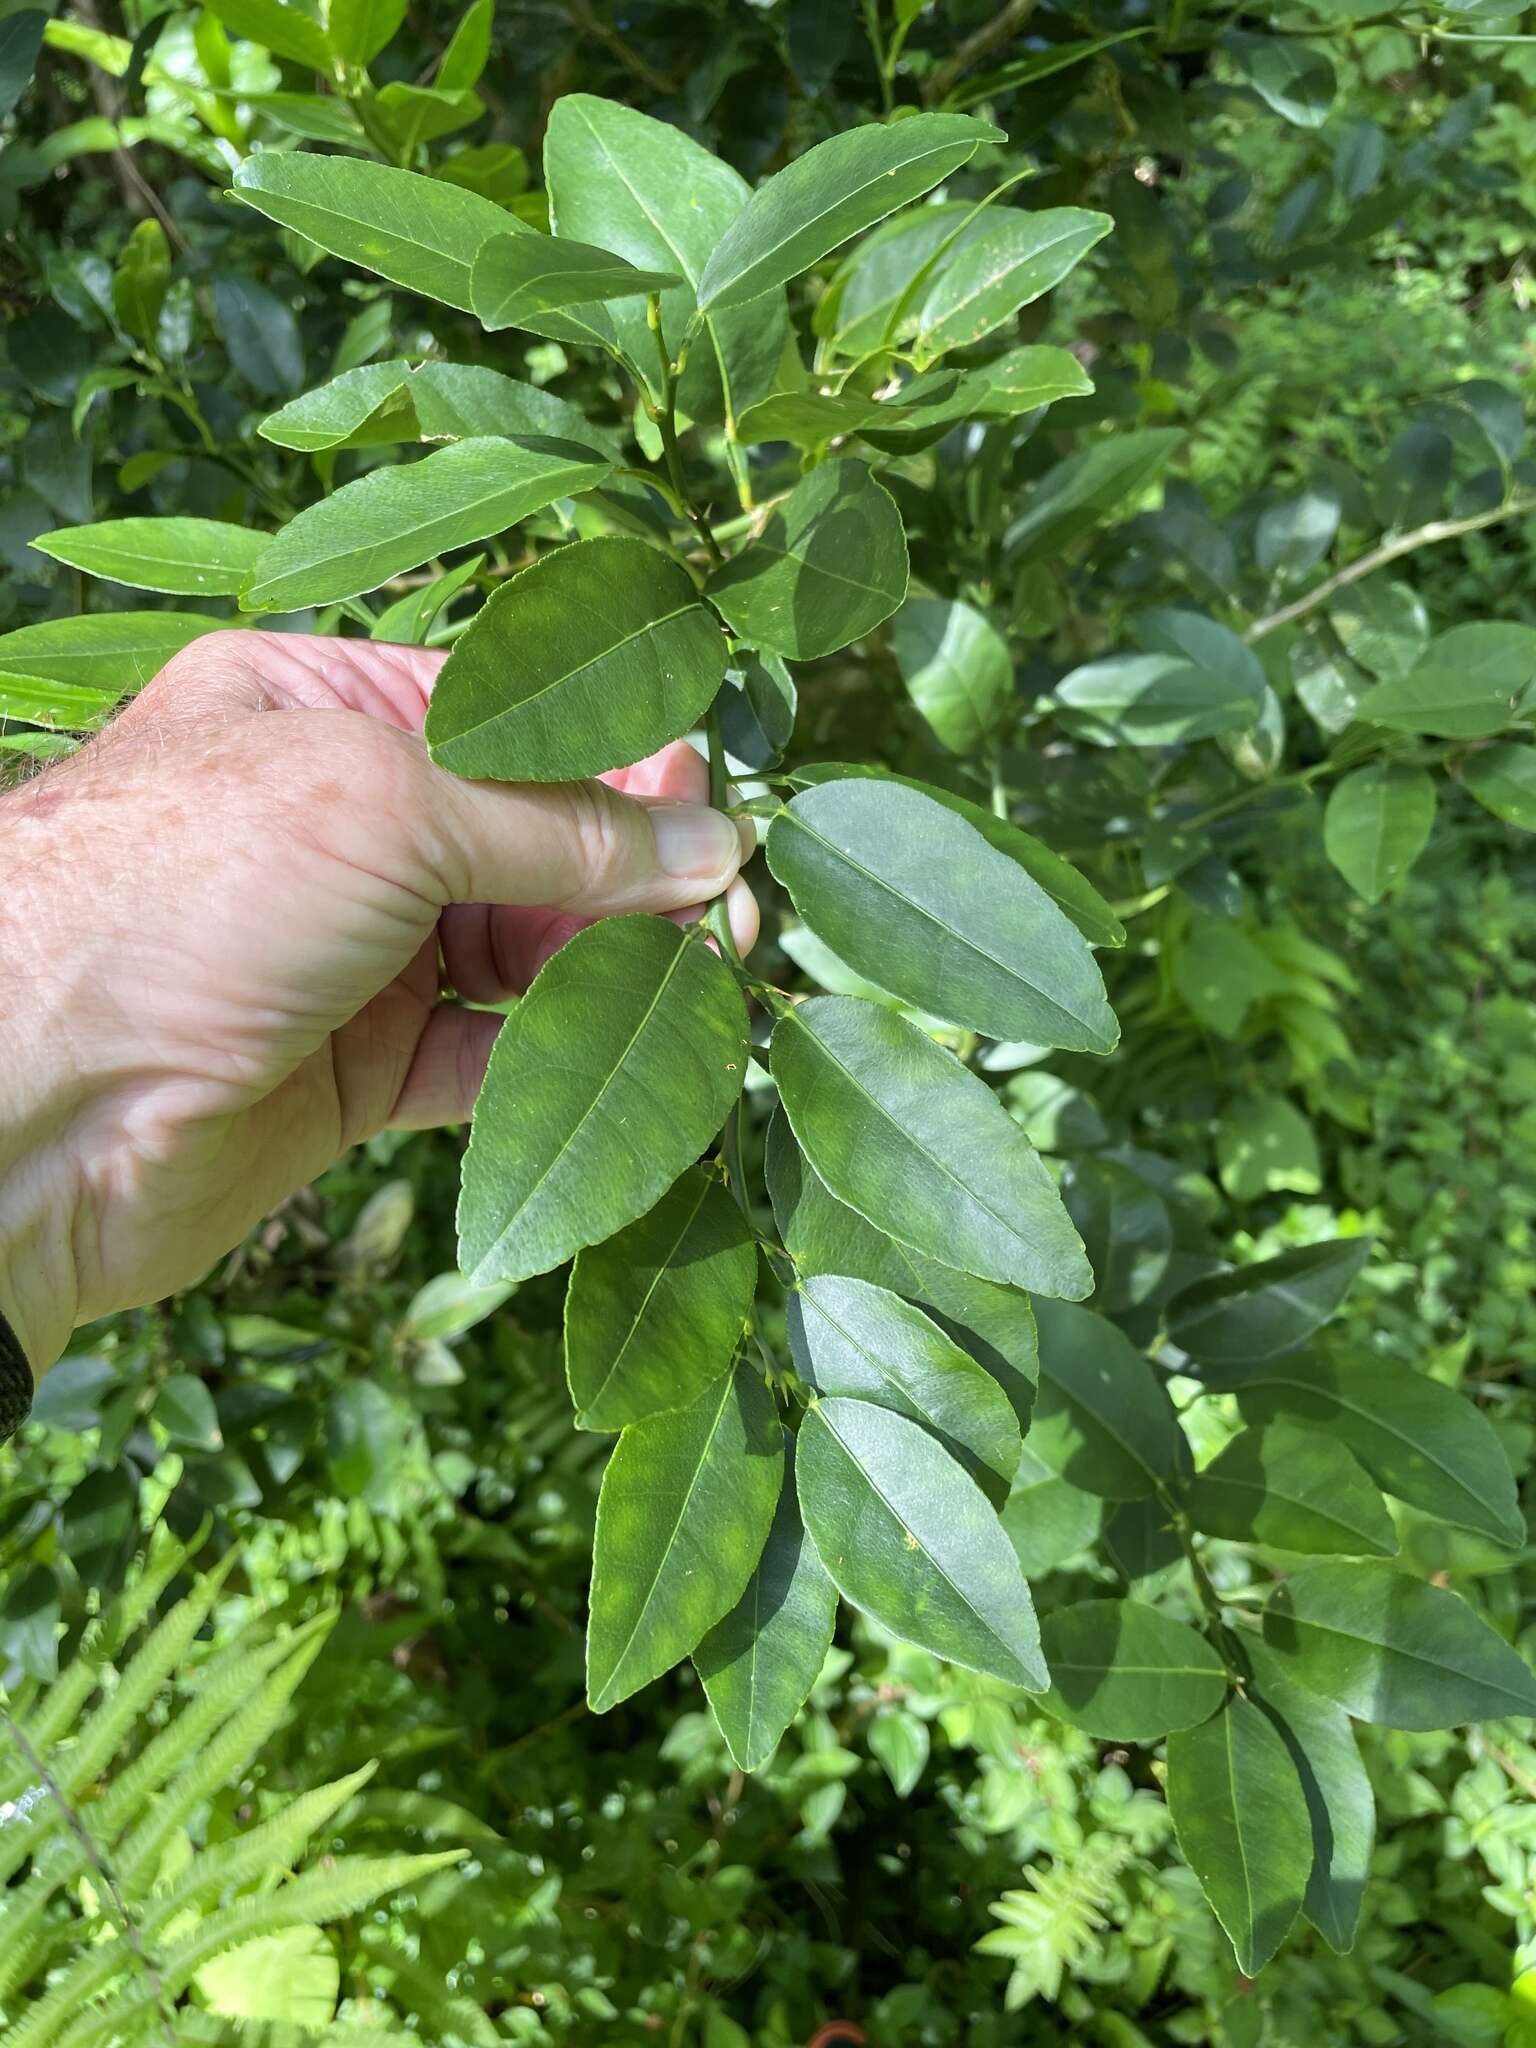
top-left (0, 630), bottom-right (757, 1378)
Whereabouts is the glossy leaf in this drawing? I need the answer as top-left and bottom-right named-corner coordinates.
top-left (458, 917), bottom-right (747, 1286)
top-left (1030, 1298), bottom-right (1184, 1501)
top-left (327, 0), bottom-right (406, 63)
top-left (424, 537), bottom-right (724, 782)
top-left (889, 596), bottom-right (1011, 753)
top-left (202, 0), bottom-right (331, 67)
top-left (1004, 428), bottom-right (1181, 564)
top-left (767, 781), bottom-right (1116, 1051)
top-left (707, 461), bottom-right (907, 661)
top-left (1056, 651), bottom-right (1257, 748)
top-left (1167, 1238), bottom-right (1374, 1372)
top-left (243, 437), bottom-right (610, 610)
top-left (565, 1168), bottom-right (756, 1432)
top-left (796, 1397), bottom-right (1046, 1689)
top-left (1262, 1562), bottom-right (1536, 1728)
top-left (1187, 1424), bottom-right (1397, 1557)
top-left (1464, 741), bottom-right (1536, 830)
top-left (695, 1462), bottom-right (838, 1771)
top-left (1360, 622), bottom-right (1536, 739)
top-left (1323, 761), bottom-right (1436, 902)
top-left (696, 114), bottom-right (1002, 314)
top-left (1040, 1599), bottom-right (1226, 1740)
top-left (1228, 31), bottom-right (1335, 128)
top-left (1242, 1636), bottom-right (1374, 1954)
top-left (0, 613), bottom-right (221, 728)
top-left (1231, 1351), bottom-right (1524, 1550)
top-left (470, 230), bottom-right (679, 330)
top-left (771, 996), bottom-right (1091, 1297)
top-left (914, 207), bottom-right (1111, 358)
top-left (1166, 1693), bottom-right (1313, 1975)
top-left (258, 359), bottom-right (612, 456)
top-left (1061, 1157), bottom-right (1171, 1311)
top-left (787, 1275), bottom-right (1021, 1502)
top-left (32, 518), bottom-right (268, 597)
top-left (587, 1362), bottom-right (783, 1712)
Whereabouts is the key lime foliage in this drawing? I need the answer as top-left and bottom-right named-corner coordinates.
top-left (10, 12), bottom-right (1536, 2007)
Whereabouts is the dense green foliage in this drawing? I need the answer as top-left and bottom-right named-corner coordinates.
top-left (4, 0), bottom-right (1536, 2040)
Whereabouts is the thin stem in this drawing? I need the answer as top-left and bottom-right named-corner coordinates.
top-left (922, 0), bottom-right (1039, 105)
top-left (647, 294), bottom-right (725, 567)
top-left (861, 0), bottom-right (894, 112)
top-left (1245, 495), bottom-right (1536, 643)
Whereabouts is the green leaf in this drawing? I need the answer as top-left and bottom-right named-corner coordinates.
top-left (1327, 576), bottom-right (1428, 679)
top-left (889, 596), bottom-right (1011, 754)
top-left (214, 274), bottom-right (305, 397)
top-left (707, 460), bottom-right (907, 661)
top-left (867, 1707), bottom-right (929, 1796)
top-left (736, 347), bottom-right (1094, 451)
top-left (0, 12), bottom-right (46, 121)
top-left (459, 917), bottom-right (747, 1286)
top-left (1056, 652), bottom-right (1257, 748)
top-left (770, 996), bottom-right (1091, 1297)
top-left (112, 218), bottom-right (170, 345)
top-left (767, 781), bottom-right (1116, 1052)
top-left (697, 114), bottom-right (1001, 314)
top-left (1188, 1424), bottom-right (1397, 1557)
top-left (400, 1272), bottom-right (515, 1342)
top-left (797, 1397), bottom-right (1046, 1689)
top-left (258, 358), bottom-right (612, 456)
top-left (1166, 1693), bottom-right (1313, 1975)
top-left (424, 537), bottom-right (724, 782)
top-left (201, 0), bottom-right (332, 67)
top-left (1262, 1562), bottom-right (1536, 1728)
top-left (192, 1925), bottom-right (339, 2029)
top-left (544, 93), bottom-right (784, 425)
top-left (1217, 1093), bottom-right (1322, 1201)
top-left (794, 762), bottom-right (1124, 949)
top-left (565, 1168), bottom-right (756, 1432)
top-left (587, 1362), bottom-right (783, 1712)
top-left (1227, 31), bottom-right (1335, 128)
top-left (153, 1375), bottom-right (223, 1453)
top-left (1040, 1599), bottom-right (1226, 1740)
top-left (1030, 1298), bottom-right (1184, 1501)
top-left (326, 0), bottom-right (406, 63)
top-left (243, 436), bottom-right (610, 610)
top-left (1241, 1636), bottom-right (1374, 1954)
top-left (32, 518), bottom-right (269, 597)
top-left (1004, 428), bottom-right (1182, 565)
top-left (471, 230), bottom-right (680, 330)
top-left (1001, 1448), bottom-right (1103, 1578)
top-left (1464, 741), bottom-right (1536, 830)
top-left (913, 207), bottom-right (1111, 359)
top-left (1359, 622), bottom-right (1536, 739)
top-left (1230, 1352), bottom-right (1524, 1551)
top-left (1062, 1156), bottom-right (1171, 1312)
top-left (365, 85), bottom-right (477, 163)
top-left (0, 613), bottom-right (221, 728)
top-left (1323, 761), bottom-right (1436, 902)
top-left (788, 1275), bottom-right (1021, 1503)
top-left (1167, 1238), bottom-right (1373, 1372)
top-left (437, 0), bottom-right (492, 92)
top-left (695, 1462), bottom-right (838, 1771)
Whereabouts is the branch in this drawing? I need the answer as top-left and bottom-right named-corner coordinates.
top-left (1244, 496), bottom-right (1536, 644)
top-left (922, 0), bottom-right (1038, 106)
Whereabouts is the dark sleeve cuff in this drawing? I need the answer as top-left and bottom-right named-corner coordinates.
top-left (0, 1309), bottom-right (32, 1444)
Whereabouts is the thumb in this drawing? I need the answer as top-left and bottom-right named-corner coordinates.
top-left (426, 767), bottom-right (751, 916)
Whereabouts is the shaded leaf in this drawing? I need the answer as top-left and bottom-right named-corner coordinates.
top-left (1464, 741), bottom-right (1536, 831)
top-left (1167, 1238), bottom-right (1374, 1372)
top-left (914, 207), bottom-right (1111, 359)
top-left (1360, 622), bottom-right (1536, 739)
top-left (471, 230), bottom-right (680, 330)
top-left (889, 595), bottom-right (1011, 754)
top-left (1323, 761), bottom-right (1436, 902)
top-left (1041, 1599), bottom-right (1226, 1740)
top-left (1030, 1298), bottom-right (1184, 1501)
top-left (1188, 1424), bottom-right (1397, 1557)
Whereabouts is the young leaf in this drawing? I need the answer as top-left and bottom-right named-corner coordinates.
top-left (770, 996), bottom-right (1092, 1298)
top-left (0, 613), bottom-right (222, 728)
top-left (1231, 1351), bottom-right (1524, 1551)
top-left (544, 93), bottom-right (785, 425)
top-left (327, 0), bottom-right (406, 64)
top-left (586, 1363), bottom-right (784, 1713)
top-left (1463, 741), bottom-right (1536, 831)
top-left (1187, 1424), bottom-right (1397, 1557)
top-left (765, 780), bottom-right (1117, 1051)
top-left (796, 1396), bottom-right (1047, 1690)
top-left (695, 1459), bottom-right (838, 1771)
top-left (458, 917), bottom-right (747, 1287)
top-left (787, 1275), bottom-right (1021, 1503)
top-left (1261, 1561), bottom-right (1536, 1728)
top-left (1167, 1238), bottom-right (1374, 1373)
top-left (32, 518), bottom-right (269, 597)
top-left (696, 114), bottom-right (1003, 314)
top-left (565, 1168), bottom-right (756, 1432)
top-left (1359, 622), bottom-right (1536, 738)
top-left (913, 207), bottom-right (1111, 359)
top-left (707, 460), bottom-right (907, 661)
top-left (1040, 1599), bottom-right (1226, 1740)
top-left (202, 0), bottom-right (332, 68)
top-left (437, 0), bottom-right (492, 92)
top-left (257, 360), bottom-right (418, 451)
top-left (1241, 1636), bottom-right (1374, 1954)
top-left (424, 537), bottom-right (725, 782)
top-left (470, 230), bottom-right (680, 330)
top-left (889, 595), bottom-right (1012, 754)
top-left (1166, 1693), bottom-right (1313, 1975)
top-left (243, 436), bottom-right (611, 610)
top-left (1323, 761), bottom-right (1436, 901)
top-left (1030, 1298), bottom-right (1184, 1501)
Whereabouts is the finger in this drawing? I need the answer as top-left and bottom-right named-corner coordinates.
top-left (389, 1003), bottom-right (504, 1129)
top-left (602, 739), bottom-right (708, 802)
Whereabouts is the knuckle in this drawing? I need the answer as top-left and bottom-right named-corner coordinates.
top-left (558, 781), bottom-right (633, 903)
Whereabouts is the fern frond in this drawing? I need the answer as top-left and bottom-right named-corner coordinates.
top-left (0, 1916), bottom-right (141, 2048)
top-left (358, 1937), bottom-right (502, 2048)
top-left (975, 1837), bottom-right (1133, 2010)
